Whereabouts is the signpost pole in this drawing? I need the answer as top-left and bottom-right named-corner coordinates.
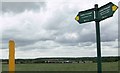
top-left (95, 4), bottom-right (102, 73)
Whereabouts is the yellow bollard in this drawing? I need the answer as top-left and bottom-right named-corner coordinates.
top-left (9, 40), bottom-right (15, 73)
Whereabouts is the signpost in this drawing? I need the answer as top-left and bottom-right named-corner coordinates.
top-left (75, 8), bottom-right (95, 23)
top-left (98, 2), bottom-right (118, 21)
top-left (75, 2), bottom-right (118, 73)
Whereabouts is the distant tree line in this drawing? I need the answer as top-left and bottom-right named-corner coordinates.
top-left (2, 56), bottom-right (119, 64)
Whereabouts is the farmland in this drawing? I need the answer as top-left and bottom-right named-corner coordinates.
top-left (2, 62), bottom-right (118, 71)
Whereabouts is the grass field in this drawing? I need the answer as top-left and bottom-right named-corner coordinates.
top-left (2, 62), bottom-right (118, 71)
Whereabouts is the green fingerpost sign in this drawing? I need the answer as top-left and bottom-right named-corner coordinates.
top-left (98, 2), bottom-right (118, 21)
top-left (75, 8), bottom-right (95, 24)
top-left (75, 2), bottom-right (118, 73)
top-left (75, 2), bottom-right (118, 23)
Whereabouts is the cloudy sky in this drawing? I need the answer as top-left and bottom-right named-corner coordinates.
top-left (0, 0), bottom-right (119, 59)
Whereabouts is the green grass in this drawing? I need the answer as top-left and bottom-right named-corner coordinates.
top-left (2, 62), bottom-right (118, 71)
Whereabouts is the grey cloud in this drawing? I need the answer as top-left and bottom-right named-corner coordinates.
top-left (101, 22), bottom-right (118, 42)
top-left (78, 42), bottom-right (93, 47)
top-left (2, 28), bottom-right (56, 49)
top-left (55, 31), bottom-right (95, 46)
top-left (55, 36), bottom-right (79, 46)
top-left (1, 2), bottom-right (118, 51)
top-left (17, 40), bottom-right (61, 51)
top-left (79, 32), bottom-right (96, 43)
top-left (118, 1), bottom-right (120, 42)
top-left (102, 41), bottom-right (118, 48)
top-left (2, 2), bottom-right (46, 13)
top-left (43, 6), bottom-right (96, 45)
top-left (0, 2), bottom-right (2, 14)
top-left (118, 1), bottom-right (120, 56)
top-left (2, 36), bottom-right (38, 49)
top-left (112, 45), bottom-right (118, 48)
top-left (1, 1), bottom-right (119, 58)
top-left (53, 23), bottom-right (96, 46)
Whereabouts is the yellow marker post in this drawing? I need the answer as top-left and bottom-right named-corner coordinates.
top-left (9, 40), bottom-right (15, 73)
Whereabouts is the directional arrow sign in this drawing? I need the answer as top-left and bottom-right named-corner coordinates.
top-left (98, 2), bottom-right (118, 21)
top-left (75, 8), bottom-right (95, 24)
